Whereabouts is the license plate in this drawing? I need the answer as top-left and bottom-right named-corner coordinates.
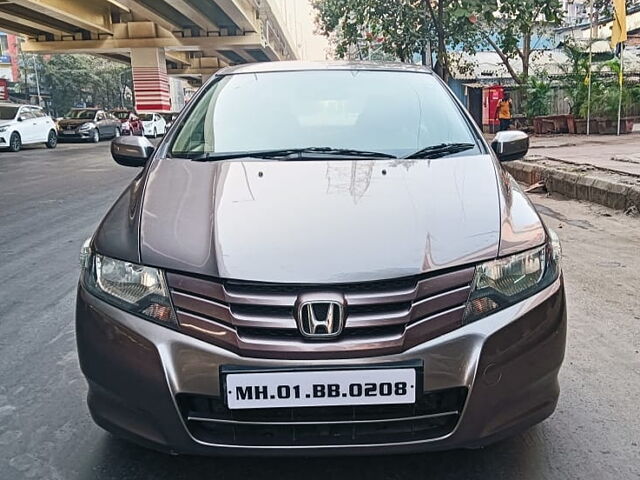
top-left (224, 368), bottom-right (416, 410)
top-left (62, 130), bottom-right (75, 135)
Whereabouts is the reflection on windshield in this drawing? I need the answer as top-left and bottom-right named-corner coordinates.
top-left (170, 70), bottom-right (478, 158)
top-left (113, 111), bottom-right (130, 119)
top-left (139, 114), bottom-right (153, 121)
top-left (67, 109), bottom-right (97, 120)
top-left (0, 106), bottom-right (19, 120)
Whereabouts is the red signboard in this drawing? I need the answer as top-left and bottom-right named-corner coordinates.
top-left (0, 78), bottom-right (8, 101)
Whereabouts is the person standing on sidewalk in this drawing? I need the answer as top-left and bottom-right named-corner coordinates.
top-left (495, 92), bottom-right (513, 131)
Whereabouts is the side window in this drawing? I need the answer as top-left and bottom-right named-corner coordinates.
top-left (19, 108), bottom-right (35, 120)
top-left (32, 107), bottom-right (46, 118)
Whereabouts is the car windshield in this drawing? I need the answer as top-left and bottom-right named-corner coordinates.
top-left (0, 106), bottom-right (19, 120)
top-left (170, 70), bottom-right (478, 158)
top-left (67, 109), bottom-right (97, 119)
top-left (139, 114), bottom-right (153, 121)
top-left (113, 111), bottom-right (130, 119)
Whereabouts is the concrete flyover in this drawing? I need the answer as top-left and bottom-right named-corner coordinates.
top-left (0, 0), bottom-right (298, 111)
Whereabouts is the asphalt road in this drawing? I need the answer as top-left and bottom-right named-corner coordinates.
top-left (1, 142), bottom-right (639, 480)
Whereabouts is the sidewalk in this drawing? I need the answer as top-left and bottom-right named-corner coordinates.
top-left (528, 134), bottom-right (640, 177)
top-left (489, 133), bottom-right (640, 212)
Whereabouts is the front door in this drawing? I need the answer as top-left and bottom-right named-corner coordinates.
top-left (16, 107), bottom-right (38, 143)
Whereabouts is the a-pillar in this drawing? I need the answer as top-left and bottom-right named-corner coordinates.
top-left (130, 48), bottom-right (171, 112)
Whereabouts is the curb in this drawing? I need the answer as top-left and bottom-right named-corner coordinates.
top-left (504, 160), bottom-right (640, 211)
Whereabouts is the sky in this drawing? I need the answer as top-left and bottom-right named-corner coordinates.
top-left (271, 0), bottom-right (332, 60)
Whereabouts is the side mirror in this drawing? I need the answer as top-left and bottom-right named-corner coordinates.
top-left (111, 136), bottom-right (154, 167)
top-left (491, 130), bottom-right (529, 162)
top-left (17, 116), bottom-right (24, 122)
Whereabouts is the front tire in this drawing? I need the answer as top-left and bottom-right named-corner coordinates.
top-left (114, 127), bottom-right (121, 138)
top-left (90, 129), bottom-right (100, 143)
top-left (9, 132), bottom-right (21, 152)
top-left (46, 130), bottom-right (58, 149)
top-left (153, 127), bottom-right (157, 139)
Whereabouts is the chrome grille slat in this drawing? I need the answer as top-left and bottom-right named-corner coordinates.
top-left (187, 410), bottom-right (460, 426)
top-left (167, 267), bottom-right (475, 359)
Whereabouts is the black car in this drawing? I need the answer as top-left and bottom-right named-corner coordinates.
top-left (58, 109), bottom-right (121, 142)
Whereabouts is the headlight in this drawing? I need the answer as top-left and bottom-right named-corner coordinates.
top-left (78, 122), bottom-right (94, 131)
top-left (464, 229), bottom-right (561, 323)
top-left (0, 127), bottom-right (7, 133)
top-left (80, 245), bottom-right (177, 326)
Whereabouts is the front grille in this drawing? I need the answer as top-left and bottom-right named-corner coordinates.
top-left (166, 266), bottom-right (475, 359)
top-left (225, 277), bottom-right (420, 295)
top-left (177, 387), bottom-right (467, 447)
top-left (237, 325), bottom-right (405, 340)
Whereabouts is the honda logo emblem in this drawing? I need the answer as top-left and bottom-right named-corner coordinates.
top-left (297, 301), bottom-right (345, 339)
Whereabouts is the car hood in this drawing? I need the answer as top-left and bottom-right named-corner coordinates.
top-left (0, 119), bottom-right (16, 128)
top-left (137, 155), bottom-right (508, 284)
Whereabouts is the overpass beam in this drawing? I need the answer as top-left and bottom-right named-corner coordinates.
top-left (167, 0), bottom-right (219, 33)
top-left (131, 48), bottom-right (172, 112)
top-left (11, 0), bottom-right (113, 34)
top-left (216, 0), bottom-right (259, 33)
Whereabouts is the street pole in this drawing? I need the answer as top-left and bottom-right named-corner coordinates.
top-left (586, 0), bottom-right (594, 135)
top-left (31, 54), bottom-right (42, 107)
top-left (119, 70), bottom-right (127, 108)
top-left (617, 43), bottom-right (625, 136)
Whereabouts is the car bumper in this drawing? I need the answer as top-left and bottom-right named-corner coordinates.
top-left (76, 277), bottom-right (566, 456)
top-left (59, 131), bottom-right (92, 140)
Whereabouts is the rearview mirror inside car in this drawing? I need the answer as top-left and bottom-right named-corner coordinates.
top-left (491, 130), bottom-right (529, 162)
top-left (111, 136), bottom-right (154, 167)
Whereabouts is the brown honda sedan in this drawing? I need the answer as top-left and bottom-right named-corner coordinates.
top-left (76, 62), bottom-right (566, 456)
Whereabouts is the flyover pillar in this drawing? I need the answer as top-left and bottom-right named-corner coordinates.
top-left (130, 48), bottom-right (172, 112)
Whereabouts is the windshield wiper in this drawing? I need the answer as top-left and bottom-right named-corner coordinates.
top-left (177, 147), bottom-right (396, 162)
top-left (404, 143), bottom-right (475, 160)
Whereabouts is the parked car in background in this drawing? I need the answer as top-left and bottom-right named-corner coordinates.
top-left (158, 112), bottom-right (177, 130)
top-left (58, 108), bottom-right (121, 142)
top-left (111, 110), bottom-right (143, 136)
top-left (0, 103), bottom-right (58, 152)
top-left (139, 112), bottom-right (166, 137)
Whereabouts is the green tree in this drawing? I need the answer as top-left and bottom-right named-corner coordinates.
top-left (313, 0), bottom-right (564, 85)
top-left (559, 41), bottom-right (592, 117)
top-left (312, 0), bottom-right (485, 79)
top-left (313, 0), bottom-right (431, 63)
top-left (465, 0), bottom-right (564, 85)
top-left (524, 75), bottom-right (551, 118)
top-left (36, 54), bottom-right (132, 116)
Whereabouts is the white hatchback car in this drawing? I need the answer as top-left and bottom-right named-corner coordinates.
top-left (0, 103), bottom-right (58, 152)
top-left (139, 112), bottom-right (167, 138)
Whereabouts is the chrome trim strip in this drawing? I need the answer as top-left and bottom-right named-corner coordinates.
top-left (186, 410), bottom-right (459, 426)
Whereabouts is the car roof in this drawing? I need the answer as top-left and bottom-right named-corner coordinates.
top-left (218, 61), bottom-right (434, 76)
top-left (0, 103), bottom-right (37, 108)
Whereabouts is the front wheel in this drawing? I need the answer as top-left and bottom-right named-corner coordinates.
top-left (9, 132), bottom-right (21, 152)
top-left (46, 130), bottom-right (58, 149)
top-left (90, 129), bottom-right (100, 143)
top-left (114, 127), bottom-right (121, 138)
